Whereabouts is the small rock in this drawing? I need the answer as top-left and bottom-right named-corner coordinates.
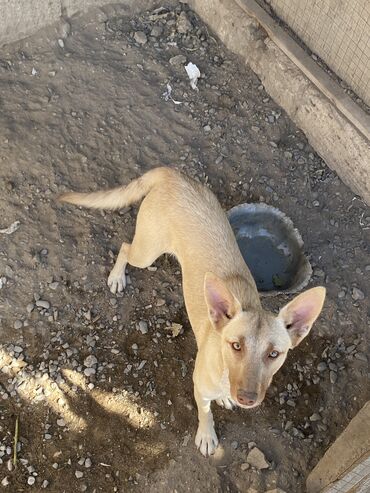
top-left (84, 458), bottom-right (92, 468)
top-left (84, 355), bottom-right (97, 367)
top-left (1, 477), bottom-right (9, 487)
top-left (150, 25), bottom-right (163, 37)
top-left (75, 470), bottom-right (84, 479)
top-left (203, 125), bottom-right (211, 132)
top-left (177, 11), bottom-right (192, 33)
top-left (26, 303), bottom-right (35, 313)
top-left (309, 413), bottom-right (321, 422)
top-left (352, 288), bottom-right (364, 301)
top-left (109, 298), bottom-right (117, 306)
top-left (36, 300), bottom-right (50, 310)
top-left (169, 55), bottom-right (187, 66)
top-left (42, 480), bottom-right (49, 488)
top-left (354, 352), bottom-right (367, 362)
top-left (58, 39), bottom-right (64, 48)
top-left (231, 440), bottom-right (238, 450)
top-left (137, 321), bottom-right (148, 334)
top-left (240, 462), bottom-right (250, 471)
top-left (317, 362), bottom-right (327, 372)
top-left (14, 320), bottom-right (23, 330)
top-left (27, 476), bottom-right (35, 485)
top-left (330, 371), bottom-right (337, 384)
top-left (56, 418), bottom-right (66, 427)
top-left (134, 31), bottom-right (147, 45)
top-left (246, 447), bottom-right (269, 469)
top-left (84, 368), bottom-right (96, 377)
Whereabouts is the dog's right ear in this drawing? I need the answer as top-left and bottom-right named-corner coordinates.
top-left (204, 273), bottom-right (241, 330)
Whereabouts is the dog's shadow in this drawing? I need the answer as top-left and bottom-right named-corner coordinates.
top-left (57, 370), bottom-right (173, 478)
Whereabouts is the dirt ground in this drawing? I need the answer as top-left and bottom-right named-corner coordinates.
top-left (0, 3), bottom-right (369, 492)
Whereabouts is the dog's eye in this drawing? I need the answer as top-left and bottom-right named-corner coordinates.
top-left (231, 342), bottom-right (241, 351)
top-left (268, 350), bottom-right (279, 359)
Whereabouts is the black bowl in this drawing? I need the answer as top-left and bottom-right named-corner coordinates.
top-left (228, 203), bottom-right (312, 296)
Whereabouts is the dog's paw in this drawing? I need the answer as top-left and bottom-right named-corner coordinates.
top-left (216, 397), bottom-right (235, 410)
top-left (195, 426), bottom-right (219, 457)
top-left (107, 270), bottom-right (126, 294)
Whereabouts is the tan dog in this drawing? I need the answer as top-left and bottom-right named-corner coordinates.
top-left (59, 167), bottom-right (326, 456)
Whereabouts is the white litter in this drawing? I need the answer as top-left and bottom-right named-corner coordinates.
top-left (185, 62), bottom-right (200, 90)
top-left (162, 84), bottom-right (182, 105)
top-left (31, 67), bottom-right (37, 76)
top-left (0, 221), bottom-right (20, 235)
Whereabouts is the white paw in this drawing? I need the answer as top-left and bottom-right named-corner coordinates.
top-left (216, 397), bottom-right (235, 410)
top-left (107, 270), bottom-right (126, 294)
top-left (195, 425), bottom-right (219, 457)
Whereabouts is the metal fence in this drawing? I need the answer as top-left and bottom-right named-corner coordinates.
top-left (266, 0), bottom-right (370, 107)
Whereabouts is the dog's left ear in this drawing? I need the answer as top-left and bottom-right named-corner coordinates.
top-left (279, 287), bottom-right (326, 348)
top-left (204, 272), bottom-right (241, 330)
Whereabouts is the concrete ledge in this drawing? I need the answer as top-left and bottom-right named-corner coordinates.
top-left (188, 0), bottom-right (370, 205)
top-left (306, 401), bottom-right (370, 492)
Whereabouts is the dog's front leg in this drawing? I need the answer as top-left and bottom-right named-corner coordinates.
top-left (194, 386), bottom-right (218, 456)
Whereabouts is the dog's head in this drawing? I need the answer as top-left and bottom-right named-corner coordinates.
top-left (204, 273), bottom-right (326, 408)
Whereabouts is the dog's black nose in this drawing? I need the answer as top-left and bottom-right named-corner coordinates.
top-left (237, 390), bottom-right (258, 406)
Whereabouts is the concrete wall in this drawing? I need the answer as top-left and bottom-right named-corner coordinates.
top-left (267, 0), bottom-right (370, 106)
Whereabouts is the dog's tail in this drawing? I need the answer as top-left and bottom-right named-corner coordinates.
top-left (58, 167), bottom-right (172, 210)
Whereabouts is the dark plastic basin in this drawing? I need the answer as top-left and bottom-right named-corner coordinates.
top-left (228, 203), bottom-right (312, 296)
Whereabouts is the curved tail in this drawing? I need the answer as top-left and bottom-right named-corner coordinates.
top-left (58, 167), bottom-right (172, 210)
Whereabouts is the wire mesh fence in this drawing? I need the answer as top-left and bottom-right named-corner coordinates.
top-left (266, 0), bottom-right (370, 107)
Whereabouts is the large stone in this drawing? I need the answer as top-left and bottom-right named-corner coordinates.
top-left (246, 447), bottom-right (270, 469)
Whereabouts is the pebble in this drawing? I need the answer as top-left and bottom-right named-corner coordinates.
top-left (203, 125), bottom-right (211, 132)
top-left (58, 39), bottom-right (64, 48)
top-left (42, 480), bottom-right (49, 488)
top-left (27, 476), bottom-right (36, 485)
top-left (352, 288), bottom-right (364, 301)
top-left (317, 362), bottom-right (327, 372)
top-left (169, 55), bottom-right (187, 66)
top-left (14, 320), bottom-right (23, 329)
top-left (84, 355), bottom-right (98, 367)
top-left (109, 298), bottom-right (117, 306)
top-left (231, 441), bottom-right (238, 450)
top-left (84, 368), bottom-right (96, 377)
top-left (176, 11), bottom-right (192, 33)
top-left (137, 321), bottom-right (148, 334)
top-left (309, 413), bottom-right (321, 422)
top-left (75, 470), bottom-right (84, 479)
top-left (134, 31), bottom-right (147, 45)
top-left (330, 371), bottom-right (337, 384)
top-left (36, 300), bottom-right (50, 309)
top-left (26, 303), bottom-right (35, 313)
top-left (150, 25), bottom-right (163, 37)
top-left (246, 447), bottom-right (269, 469)
top-left (85, 458), bottom-right (92, 468)
top-left (57, 418), bottom-right (66, 427)
top-left (240, 462), bottom-right (250, 471)
top-left (1, 477), bottom-right (9, 487)
top-left (354, 352), bottom-right (367, 362)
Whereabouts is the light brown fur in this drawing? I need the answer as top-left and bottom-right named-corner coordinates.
top-left (59, 167), bottom-right (326, 456)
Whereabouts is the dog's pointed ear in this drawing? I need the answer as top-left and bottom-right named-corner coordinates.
top-left (204, 272), bottom-right (241, 330)
top-left (279, 287), bottom-right (326, 348)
